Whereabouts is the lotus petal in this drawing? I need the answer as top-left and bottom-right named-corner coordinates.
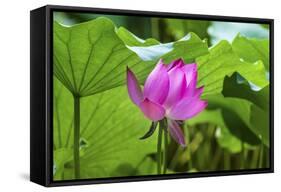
top-left (139, 98), bottom-right (165, 121)
top-left (143, 60), bottom-right (169, 104)
top-left (126, 67), bottom-right (143, 105)
top-left (167, 119), bottom-right (186, 147)
top-left (167, 96), bottom-right (207, 120)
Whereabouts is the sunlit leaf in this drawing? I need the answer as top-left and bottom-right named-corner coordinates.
top-left (54, 17), bottom-right (154, 96)
top-left (53, 16), bottom-right (271, 178)
top-left (222, 74), bottom-right (269, 146)
top-left (53, 148), bottom-right (73, 180)
top-left (203, 74), bottom-right (269, 147)
top-left (53, 79), bottom-right (157, 180)
top-left (54, 18), bottom-right (210, 97)
top-left (222, 74), bottom-right (269, 110)
top-left (232, 35), bottom-right (269, 70)
top-left (117, 27), bottom-right (160, 46)
top-left (198, 40), bottom-right (268, 96)
top-left (236, 60), bottom-right (268, 89)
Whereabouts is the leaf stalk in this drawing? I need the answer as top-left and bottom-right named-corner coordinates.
top-left (73, 95), bottom-right (81, 179)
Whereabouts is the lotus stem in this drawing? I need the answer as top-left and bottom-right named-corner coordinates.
top-left (184, 125), bottom-right (193, 171)
top-left (157, 122), bottom-right (163, 174)
top-left (151, 18), bottom-right (160, 41)
top-left (163, 122), bottom-right (168, 174)
top-left (223, 151), bottom-right (230, 170)
top-left (258, 144), bottom-right (264, 168)
top-left (73, 95), bottom-right (81, 179)
top-left (240, 141), bottom-right (245, 169)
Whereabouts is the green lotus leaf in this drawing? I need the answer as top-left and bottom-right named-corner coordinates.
top-left (53, 16), bottom-right (270, 178)
top-left (53, 78), bottom-right (158, 180)
top-left (232, 35), bottom-right (269, 70)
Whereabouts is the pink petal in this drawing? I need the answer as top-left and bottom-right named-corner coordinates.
top-left (167, 119), bottom-right (186, 147)
top-left (143, 60), bottom-right (169, 104)
top-left (139, 98), bottom-right (165, 121)
top-left (167, 58), bottom-right (184, 71)
top-left (181, 63), bottom-right (197, 87)
top-left (193, 86), bottom-right (204, 98)
top-left (167, 97), bottom-right (208, 120)
top-left (126, 67), bottom-right (143, 105)
top-left (184, 86), bottom-right (204, 100)
top-left (182, 71), bottom-right (198, 99)
top-left (163, 67), bottom-right (186, 108)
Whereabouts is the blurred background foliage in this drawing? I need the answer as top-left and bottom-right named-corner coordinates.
top-left (54, 11), bottom-right (268, 44)
top-left (53, 11), bottom-right (270, 180)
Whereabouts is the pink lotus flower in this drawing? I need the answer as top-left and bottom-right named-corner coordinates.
top-left (126, 59), bottom-right (207, 147)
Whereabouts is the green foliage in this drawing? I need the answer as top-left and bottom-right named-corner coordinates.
top-left (53, 16), bottom-right (270, 180)
top-left (54, 18), bottom-right (154, 97)
top-left (197, 40), bottom-right (268, 96)
top-left (188, 72), bottom-right (269, 155)
top-left (162, 32), bottom-right (209, 63)
top-left (232, 35), bottom-right (270, 70)
top-left (54, 79), bottom-right (157, 179)
top-left (117, 27), bottom-right (160, 46)
top-left (222, 75), bottom-right (269, 146)
top-left (164, 19), bottom-right (210, 41)
top-left (188, 109), bottom-right (243, 153)
top-left (54, 18), bottom-right (208, 97)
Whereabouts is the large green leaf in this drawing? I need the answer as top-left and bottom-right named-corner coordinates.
top-left (120, 32), bottom-right (209, 64)
top-left (53, 148), bottom-right (73, 180)
top-left (53, 18), bottom-right (212, 180)
top-left (55, 17), bottom-right (263, 100)
top-left (206, 94), bottom-right (261, 146)
top-left (197, 40), bottom-right (268, 97)
top-left (189, 74), bottom-right (270, 152)
top-left (203, 74), bottom-right (270, 147)
top-left (53, 17), bottom-right (270, 178)
top-left (232, 35), bottom-right (270, 70)
top-left (235, 60), bottom-right (268, 89)
top-left (197, 40), bottom-right (239, 96)
top-left (54, 17), bottom-right (154, 97)
top-left (196, 41), bottom-right (252, 96)
top-left (162, 33), bottom-right (209, 63)
top-left (54, 18), bottom-right (213, 98)
top-left (222, 75), bottom-right (269, 146)
top-left (222, 74), bottom-right (269, 110)
top-left (53, 78), bottom-right (73, 149)
top-left (117, 27), bottom-right (160, 46)
top-left (53, 79), bottom-right (157, 180)
top-left (116, 30), bottom-right (267, 100)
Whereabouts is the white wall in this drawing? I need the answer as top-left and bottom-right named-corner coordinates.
top-left (0, 0), bottom-right (279, 191)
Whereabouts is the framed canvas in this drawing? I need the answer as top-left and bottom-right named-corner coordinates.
top-left (30, 5), bottom-right (274, 187)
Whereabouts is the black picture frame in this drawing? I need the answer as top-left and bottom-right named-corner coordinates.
top-left (30, 4), bottom-right (274, 187)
